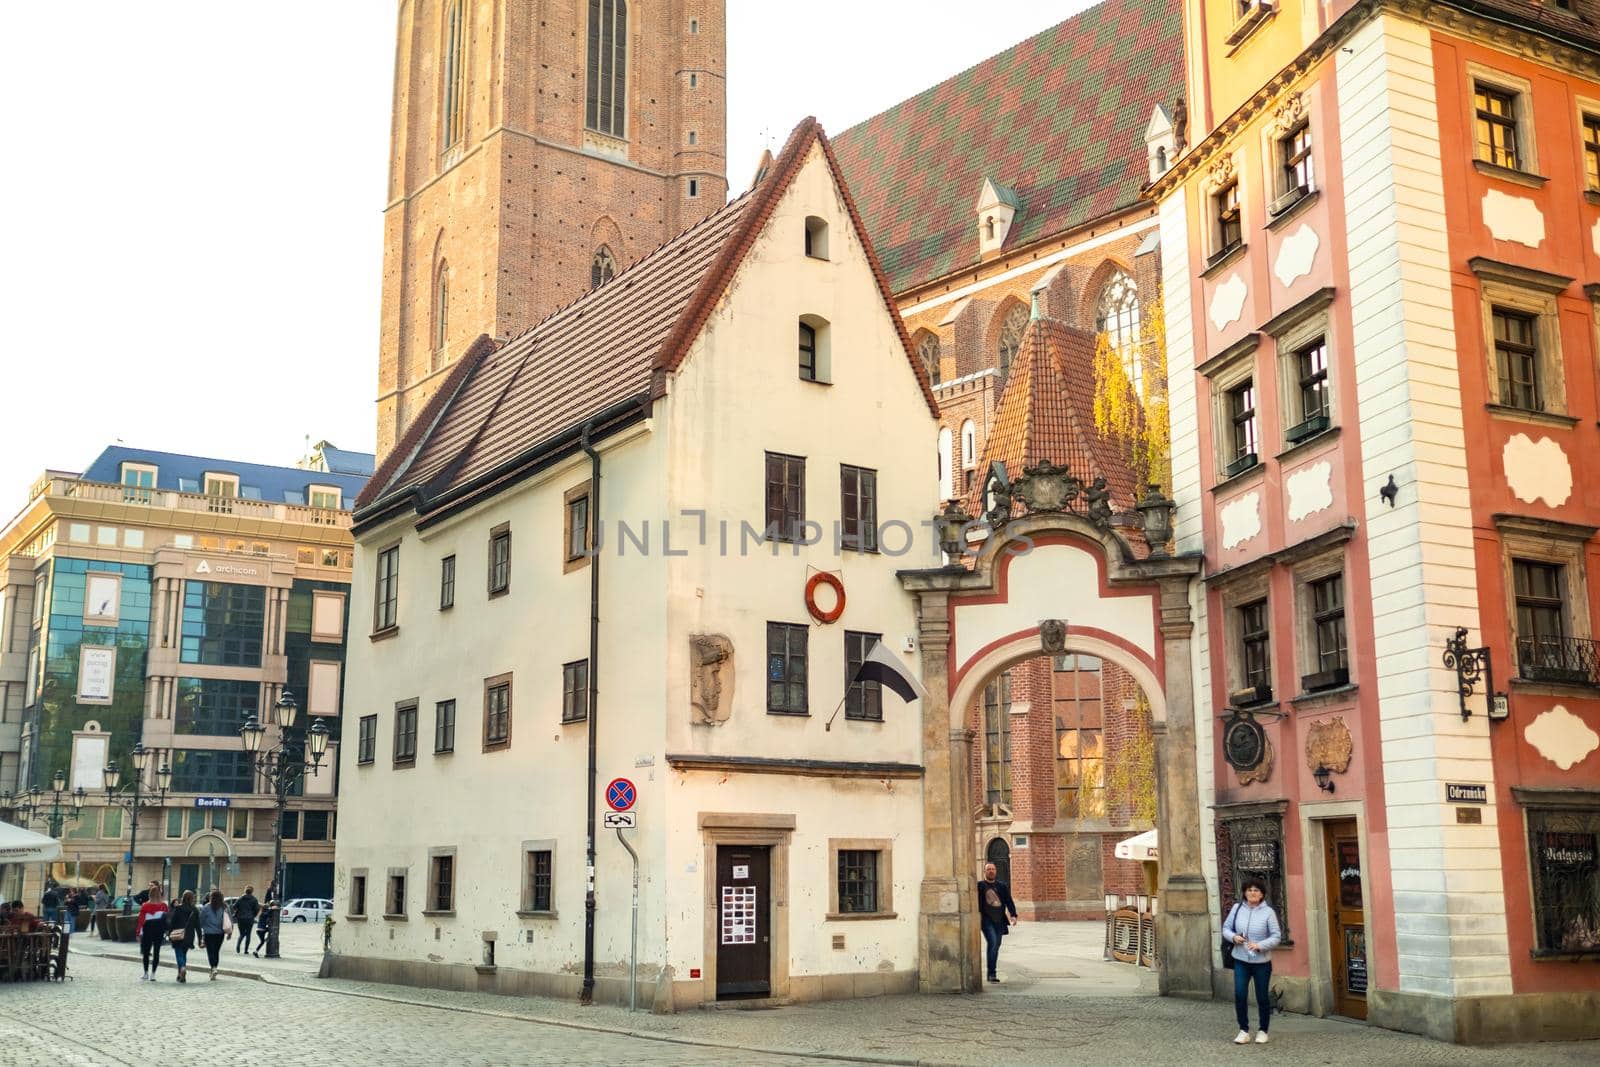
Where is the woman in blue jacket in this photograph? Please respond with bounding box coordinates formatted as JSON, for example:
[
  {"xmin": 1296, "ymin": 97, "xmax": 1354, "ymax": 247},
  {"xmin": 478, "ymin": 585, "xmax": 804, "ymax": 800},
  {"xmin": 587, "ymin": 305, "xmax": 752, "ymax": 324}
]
[{"xmin": 1222, "ymin": 877, "xmax": 1282, "ymax": 1044}]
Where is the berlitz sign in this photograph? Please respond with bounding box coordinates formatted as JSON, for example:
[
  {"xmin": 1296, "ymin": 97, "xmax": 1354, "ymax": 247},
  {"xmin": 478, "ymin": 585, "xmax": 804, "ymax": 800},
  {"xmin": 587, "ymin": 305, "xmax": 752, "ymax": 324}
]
[
  {"xmin": 194, "ymin": 797, "xmax": 231, "ymax": 809},
  {"xmin": 190, "ymin": 559, "xmax": 263, "ymax": 578}
]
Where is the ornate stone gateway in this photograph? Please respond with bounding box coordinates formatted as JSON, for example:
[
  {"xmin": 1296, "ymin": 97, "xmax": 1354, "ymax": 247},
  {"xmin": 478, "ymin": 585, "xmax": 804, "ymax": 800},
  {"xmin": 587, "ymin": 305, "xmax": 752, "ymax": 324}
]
[{"xmin": 900, "ymin": 468, "xmax": 1209, "ymax": 997}]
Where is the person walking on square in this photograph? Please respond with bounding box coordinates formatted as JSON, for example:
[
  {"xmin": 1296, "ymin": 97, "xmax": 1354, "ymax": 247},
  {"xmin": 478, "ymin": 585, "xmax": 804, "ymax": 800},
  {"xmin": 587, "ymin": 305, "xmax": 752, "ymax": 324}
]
[
  {"xmin": 167, "ymin": 890, "xmax": 202, "ymax": 983},
  {"xmin": 40, "ymin": 883, "xmax": 60, "ymax": 925},
  {"xmin": 1223, "ymin": 877, "xmax": 1282, "ymax": 1045},
  {"xmin": 135, "ymin": 885, "xmax": 169, "ymax": 981},
  {"xmin": 199, "ymin": 890, "xmax": 230, "ymax": 980},
  {"xmin": 976, "ymin": 861, "xmax": 1019, "ymax": 983},
  {"xmin": 252, "ymin": 888, "xmax": 275, "ymax": 956},
  {"xmin": 232, "ymin": 886, "xmax": 259, "ymax": 953}
]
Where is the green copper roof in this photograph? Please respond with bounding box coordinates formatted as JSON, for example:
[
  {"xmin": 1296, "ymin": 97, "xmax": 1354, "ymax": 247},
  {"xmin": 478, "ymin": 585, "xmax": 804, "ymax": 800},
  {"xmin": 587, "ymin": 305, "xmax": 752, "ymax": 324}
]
[{"xmin": 832, "ymin": 0, "xmax": 1182, "ymax": 293}]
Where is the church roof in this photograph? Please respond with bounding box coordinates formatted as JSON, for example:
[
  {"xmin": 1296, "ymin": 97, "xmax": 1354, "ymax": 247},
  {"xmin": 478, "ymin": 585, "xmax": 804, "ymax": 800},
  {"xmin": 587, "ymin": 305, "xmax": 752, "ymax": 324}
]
[
  {"xmin": 967, "ymin": 316, "xmax": 1139, "ymax": 518},
  {"xmin": 830, "ymin": 0, "xmax": 1182, "ymax": 294},
  {"xmin": 357, "ymin": 117, "xmax": 937, "ymax": 528}
]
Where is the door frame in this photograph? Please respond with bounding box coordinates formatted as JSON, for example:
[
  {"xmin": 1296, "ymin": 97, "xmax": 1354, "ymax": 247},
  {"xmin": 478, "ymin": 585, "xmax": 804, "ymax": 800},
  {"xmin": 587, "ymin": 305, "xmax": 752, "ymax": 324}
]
[
  {"xmin": 699, "ymin": 812, "xmax": 793, "ymax": 1004},
  {"xmin": 1297, "ymin": 800, "xmax": 1371, "ymax": 1018}
]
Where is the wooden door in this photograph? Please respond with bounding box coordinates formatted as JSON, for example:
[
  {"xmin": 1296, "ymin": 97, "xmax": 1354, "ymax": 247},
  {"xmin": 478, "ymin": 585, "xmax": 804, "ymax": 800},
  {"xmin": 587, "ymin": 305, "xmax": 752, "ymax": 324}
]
[
  {"xmin": 715, "ymin": 846, "xmax": 771, "ymax": 999},
  {"xmin": 1323, "ymin": 819, "xmax": 1368, "ymax": 1019}
]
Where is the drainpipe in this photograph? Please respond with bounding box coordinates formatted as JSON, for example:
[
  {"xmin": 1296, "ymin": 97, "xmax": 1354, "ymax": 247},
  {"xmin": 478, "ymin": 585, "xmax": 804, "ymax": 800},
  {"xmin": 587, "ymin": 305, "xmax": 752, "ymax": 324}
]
[{"xmin": 579, "ymin": 421, "xmax": 602, "ymax": 1005}]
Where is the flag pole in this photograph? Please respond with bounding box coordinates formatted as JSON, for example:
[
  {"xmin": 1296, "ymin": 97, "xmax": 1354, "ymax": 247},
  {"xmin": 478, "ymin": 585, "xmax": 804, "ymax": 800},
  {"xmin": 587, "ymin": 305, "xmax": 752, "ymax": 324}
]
[{"xmin": 825, "ymin": 663, "xmax": 867, "ymax": 732}]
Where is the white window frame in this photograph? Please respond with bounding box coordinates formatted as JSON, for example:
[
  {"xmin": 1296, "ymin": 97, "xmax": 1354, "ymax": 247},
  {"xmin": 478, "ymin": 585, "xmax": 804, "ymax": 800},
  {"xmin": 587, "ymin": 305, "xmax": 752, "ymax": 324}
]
[
  {"xmin": 202, "ymin": 472, "xmax": 240, "ymax": 498},
  {"xmin": 83, "ymin": 572, "xmax": 122, "ymax": 626},
  {"xmin": 307, "ymin": 485, "xmax": 342, "ymax": 510}
]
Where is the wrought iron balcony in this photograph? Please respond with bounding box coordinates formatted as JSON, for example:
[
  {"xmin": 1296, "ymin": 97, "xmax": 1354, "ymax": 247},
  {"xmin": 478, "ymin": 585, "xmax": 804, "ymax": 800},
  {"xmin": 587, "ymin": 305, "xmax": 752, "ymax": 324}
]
[{"xmin": 1517, "ymin": 635, "xmax": 1600, "ymax": 689}]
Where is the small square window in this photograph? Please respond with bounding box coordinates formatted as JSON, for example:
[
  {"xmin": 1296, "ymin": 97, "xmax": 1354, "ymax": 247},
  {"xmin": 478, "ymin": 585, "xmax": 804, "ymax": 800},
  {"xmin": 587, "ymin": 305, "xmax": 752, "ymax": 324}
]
[{"xmin": 837, "ymin": 849, "xmax": 880, "ymax": 914}]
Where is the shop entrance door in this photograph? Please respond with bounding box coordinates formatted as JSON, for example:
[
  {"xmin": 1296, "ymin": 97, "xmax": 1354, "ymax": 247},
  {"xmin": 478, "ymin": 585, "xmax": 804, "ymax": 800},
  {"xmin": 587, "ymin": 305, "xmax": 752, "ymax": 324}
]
[
  {"xmin": 177, "ymin": 862, "xmax": 201, "ymax": 899},
  {"xmin": 715, "ymin": 845, "xmax": 770, "ymax": 999},
  {"xmin": 1323, "ymin": 819, "xmax": 1367, "ymax": 1019}
]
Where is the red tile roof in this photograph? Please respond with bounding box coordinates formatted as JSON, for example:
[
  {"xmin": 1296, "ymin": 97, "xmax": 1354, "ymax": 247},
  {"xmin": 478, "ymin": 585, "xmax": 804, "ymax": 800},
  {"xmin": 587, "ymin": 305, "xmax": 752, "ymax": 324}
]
[
  {"xmin": 830, "ymin": 0, "xmax": 1183, "ymax": 294},
  {"xmin": 968, "ymin": 316, "xmax": 1139, "ymax": 518},
  {"xmin": 357, "ymin": 117, "xmax": 938, "ymax": 528}
]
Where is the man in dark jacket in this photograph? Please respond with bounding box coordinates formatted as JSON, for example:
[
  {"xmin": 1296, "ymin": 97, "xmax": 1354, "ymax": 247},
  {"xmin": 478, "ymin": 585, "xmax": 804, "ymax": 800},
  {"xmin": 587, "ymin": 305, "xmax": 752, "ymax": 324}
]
[
  {"xmin": 40, "ymin": 884, "xmax": 60, "ymax": 924},
  {"xmin": 233, "ymin": 887, "xmax": 259, "ymax": 953},
  {"xmin": 977, "ymin": 862, "xmax": 1020, "ymax": 982}
]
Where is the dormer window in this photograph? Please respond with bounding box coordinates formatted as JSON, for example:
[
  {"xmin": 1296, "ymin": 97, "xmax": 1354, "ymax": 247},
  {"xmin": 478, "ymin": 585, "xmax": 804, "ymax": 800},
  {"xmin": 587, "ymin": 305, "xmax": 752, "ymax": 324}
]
[
  {"xmin": 204, "ymin": 473, "xmax": 239, "ymax": 498},
  {"xmin": 308, "ymin": 485, "xmax": 342, "ymax": 511},
  {"xmin": 120, "ymin": 462, "xmax": 157, "ymax": 504},
  {"xmin": 974, "ymin": 177, "xmax": 1018, "ymax": 256},
  {"xmin": 804, "ymin": 216, "xmax": 829, "ymax": 260}
]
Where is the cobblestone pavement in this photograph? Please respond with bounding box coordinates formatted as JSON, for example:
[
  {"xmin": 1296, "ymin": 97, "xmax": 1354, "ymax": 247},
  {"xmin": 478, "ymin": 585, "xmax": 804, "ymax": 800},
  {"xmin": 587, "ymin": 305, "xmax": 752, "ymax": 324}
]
[
  {"xmin": 0, "ymin": 953, "xmax": 786, "ymax": 1067},
  {"xmin": 42, "ymin": 942, "xmax": 1600, "ymax": 1066}
]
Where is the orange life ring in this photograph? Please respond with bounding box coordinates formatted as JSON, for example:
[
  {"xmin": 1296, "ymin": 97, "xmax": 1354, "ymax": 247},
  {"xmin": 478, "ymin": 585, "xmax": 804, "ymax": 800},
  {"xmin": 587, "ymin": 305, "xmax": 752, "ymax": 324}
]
[{"xmin": 805, "ymin": 572, "xmax": 846, "ymax": 624}]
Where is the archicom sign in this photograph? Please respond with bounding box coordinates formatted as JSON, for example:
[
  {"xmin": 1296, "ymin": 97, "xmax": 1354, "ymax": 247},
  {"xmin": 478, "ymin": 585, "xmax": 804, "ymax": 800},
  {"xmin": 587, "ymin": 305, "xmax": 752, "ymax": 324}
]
[{"xmin": 187, "ymin": 558, "xmax": 264, "ymax": 579}]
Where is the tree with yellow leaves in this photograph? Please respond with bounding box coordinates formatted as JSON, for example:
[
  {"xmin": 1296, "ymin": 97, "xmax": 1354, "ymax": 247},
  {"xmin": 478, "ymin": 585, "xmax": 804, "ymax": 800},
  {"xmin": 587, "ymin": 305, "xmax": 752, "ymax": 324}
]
[{"xmin": 1092, "ymin": 295, "xmax": 1171, "ymax": 494}]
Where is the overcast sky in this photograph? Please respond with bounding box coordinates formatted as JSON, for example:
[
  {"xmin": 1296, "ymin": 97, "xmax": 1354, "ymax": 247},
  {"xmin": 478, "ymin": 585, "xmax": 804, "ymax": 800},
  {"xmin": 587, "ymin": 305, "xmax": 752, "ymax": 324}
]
[{"xmin": 0, "ymin": 1, "xmax": 1093, "ymax": 511}]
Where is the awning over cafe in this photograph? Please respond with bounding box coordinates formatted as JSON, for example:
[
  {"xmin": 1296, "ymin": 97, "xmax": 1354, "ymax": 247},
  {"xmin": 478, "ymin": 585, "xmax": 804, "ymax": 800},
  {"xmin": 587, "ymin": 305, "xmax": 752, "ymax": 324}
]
[
  {"xmin": 0, "ymin": 820, "xmax": 62, "ymax": 863},
  {"xmin": 1114, "ymin": 828, "xmax": 1158, "ymax": 863}
]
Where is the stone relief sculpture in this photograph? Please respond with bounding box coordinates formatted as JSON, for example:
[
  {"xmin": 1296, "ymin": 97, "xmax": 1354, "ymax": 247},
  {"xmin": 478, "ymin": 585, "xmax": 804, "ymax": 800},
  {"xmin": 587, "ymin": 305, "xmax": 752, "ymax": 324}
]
[{"xmin": 690, "ymin": 634, "xmax": 735, "ymax": 724}]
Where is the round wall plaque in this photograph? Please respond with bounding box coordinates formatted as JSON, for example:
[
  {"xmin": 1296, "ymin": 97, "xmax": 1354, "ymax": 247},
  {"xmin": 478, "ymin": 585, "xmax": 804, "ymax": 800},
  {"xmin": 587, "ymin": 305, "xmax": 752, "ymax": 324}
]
[{"xmin": 1223, "ymin": 714, "xmax": 1267, "ymax": 772}]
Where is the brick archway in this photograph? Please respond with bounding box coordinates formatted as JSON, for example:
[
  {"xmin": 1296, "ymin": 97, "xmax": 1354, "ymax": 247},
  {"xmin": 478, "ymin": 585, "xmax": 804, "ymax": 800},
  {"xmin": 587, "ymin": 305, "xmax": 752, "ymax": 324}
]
[{"xmin": 900, "ymin": 510, "xmax": 1210, "ymax": 999}]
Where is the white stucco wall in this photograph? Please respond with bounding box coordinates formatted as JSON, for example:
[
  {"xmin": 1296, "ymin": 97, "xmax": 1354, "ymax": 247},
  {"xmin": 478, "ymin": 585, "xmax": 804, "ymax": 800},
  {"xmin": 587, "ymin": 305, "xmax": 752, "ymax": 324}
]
[
  {"xmin": 334, "ymin": 142, "xmax": 937, "ymax": 996},
  {"xmin": 658, "ymin": 142, "xmax": 936, "ymax": 981}
]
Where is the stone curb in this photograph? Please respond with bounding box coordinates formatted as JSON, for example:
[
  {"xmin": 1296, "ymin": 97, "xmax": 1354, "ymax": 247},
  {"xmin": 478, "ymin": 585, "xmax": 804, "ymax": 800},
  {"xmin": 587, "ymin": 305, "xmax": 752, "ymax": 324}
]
[{"xmin": 70, "ymin": 944, "xmax": 933, "ymax": 1065}]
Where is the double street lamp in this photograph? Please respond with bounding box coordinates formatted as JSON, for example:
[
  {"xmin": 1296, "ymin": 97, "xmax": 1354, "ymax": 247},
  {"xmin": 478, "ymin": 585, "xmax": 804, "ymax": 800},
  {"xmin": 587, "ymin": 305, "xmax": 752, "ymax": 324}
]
[
  {"xmin": 4, "ymin": 772, "xmax": 86, "ymax": 905},
  {"xmin": 240, "ymin": 690, "xmax": 329, "ymax": 959},
  {"xmin": 5, "ymin": 770, "xmax": 87, "ymax": 838},
  {"xmin": 102, "ymin": 743, "xmax": 173, "ymax": 913}
]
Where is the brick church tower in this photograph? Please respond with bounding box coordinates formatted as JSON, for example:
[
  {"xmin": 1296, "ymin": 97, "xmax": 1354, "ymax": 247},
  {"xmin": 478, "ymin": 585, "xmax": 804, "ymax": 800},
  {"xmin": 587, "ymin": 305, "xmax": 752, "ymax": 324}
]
[{"xmin": 377, "ymin": 0, "xmax": 728, "ymax": 454}]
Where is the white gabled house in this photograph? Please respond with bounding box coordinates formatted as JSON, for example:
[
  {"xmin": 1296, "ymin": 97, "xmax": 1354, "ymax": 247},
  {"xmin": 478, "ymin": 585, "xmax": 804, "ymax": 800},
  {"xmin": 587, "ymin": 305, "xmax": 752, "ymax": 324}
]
[{"xmin": 331, "ymin": 118, "xmax": 941, "ymax": 1010}]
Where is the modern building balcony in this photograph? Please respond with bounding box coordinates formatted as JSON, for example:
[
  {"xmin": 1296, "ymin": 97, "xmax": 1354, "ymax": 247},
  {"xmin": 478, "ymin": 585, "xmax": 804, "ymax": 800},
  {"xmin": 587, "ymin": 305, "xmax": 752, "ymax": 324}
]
[
  {"xmin": 1516, "ymin": 635, "xmax": 1600, "ymax": 689},
  {"xmin": 36, "ymin": 476, "xmax": 352, "ymax": 530}
]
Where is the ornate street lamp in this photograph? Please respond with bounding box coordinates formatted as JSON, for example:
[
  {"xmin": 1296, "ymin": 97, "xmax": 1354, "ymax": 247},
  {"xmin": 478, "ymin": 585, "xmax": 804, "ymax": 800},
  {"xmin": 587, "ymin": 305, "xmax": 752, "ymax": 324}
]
[
  {"xmin": 239, "ymin": 689, "xmax": 328, "ymax": 958},
  {"xmin": 934, "ymin": 500, "xmax": 972, "ymax": 564},
  {"xmin": 103, "ymin": 741, "xmax": 173, "ymax": 914}
]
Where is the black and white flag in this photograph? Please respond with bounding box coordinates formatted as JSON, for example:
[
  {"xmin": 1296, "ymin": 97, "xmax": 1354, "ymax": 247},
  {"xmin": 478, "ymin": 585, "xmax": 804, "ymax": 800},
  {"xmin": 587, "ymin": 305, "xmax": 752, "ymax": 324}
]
[{"xmin": 854, "ymin": 641, "xmax": 929, "ymax": 703}]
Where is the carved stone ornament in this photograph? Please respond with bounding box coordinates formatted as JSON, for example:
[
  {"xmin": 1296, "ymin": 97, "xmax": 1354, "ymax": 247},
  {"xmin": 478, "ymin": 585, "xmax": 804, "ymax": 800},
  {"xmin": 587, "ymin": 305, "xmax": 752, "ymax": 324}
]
[
  {"xmin": 1084, "ymin": 476, "xmax": 1113, "ymax": 527},
  {"xmin": 689, "ymin": 634, "xmax": 735, "ymax": 725},
  {"xmin": 1207, "ymin": 153, "xmax": 1237, "ymax": 192},
  {"xmin": 1238, "ymin": 735, "xmax": 1274, "ymax": 787},
  {"xmin": 1223, "ymin": 711, "xmax": 1268, "ymax": 778},
  {"xmin": 1040, "ymin": 619, "xmax": 1068, "ymax": 655},
  {"xmin": 1269, "ymin": 92, "xmax": 1307, "ymax": 137},
  {"xmin": 1012, "ymin": 461, "xmax": 1083, "ymax": 515},
  {"xmin": 1304, "ymin": 716, "xmax": 1353, "ymax": 776}
]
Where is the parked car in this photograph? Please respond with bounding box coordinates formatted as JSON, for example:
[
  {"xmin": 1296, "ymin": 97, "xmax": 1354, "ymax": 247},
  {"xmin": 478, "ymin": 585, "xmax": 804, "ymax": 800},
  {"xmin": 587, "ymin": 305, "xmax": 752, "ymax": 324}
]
[{"xmin": 279, "ymin": 898, "xmax": 333, "ymax": 922}]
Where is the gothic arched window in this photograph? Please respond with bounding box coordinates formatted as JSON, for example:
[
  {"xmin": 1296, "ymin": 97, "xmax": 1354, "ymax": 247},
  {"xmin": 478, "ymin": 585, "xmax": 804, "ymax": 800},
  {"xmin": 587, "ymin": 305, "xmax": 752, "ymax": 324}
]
[
  {"xmin": 997, "ymin": 303, "xmax": 1028, "ymax": 380},
  {"xmin": 442, "ymin": 0, "xmax": 467, "ymax": 149},
  {"xmin": 585, "ymin": 0, "xmax": 628, "ymax": 137},
  {"xmin": 433, "ymin": 264, "xmax": 450, "ymax": 366},
  {"xmin": 918, "ymin": 333, "xmax": 942, "ymax": 387},
  {"xmin": 591, "ymin": 246, "xmax": 616, "ymax": 289},
  {"xmin": 1095, "ymin": 270, "xmax": 1142, "ymax": 393}
]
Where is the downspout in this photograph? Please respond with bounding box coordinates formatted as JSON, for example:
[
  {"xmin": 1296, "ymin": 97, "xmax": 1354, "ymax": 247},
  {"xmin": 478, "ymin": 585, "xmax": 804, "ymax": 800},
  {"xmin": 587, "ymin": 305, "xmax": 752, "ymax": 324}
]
[{"xmin": 578, "ymin": 421, "xmax": 602, "ymax": 1005}]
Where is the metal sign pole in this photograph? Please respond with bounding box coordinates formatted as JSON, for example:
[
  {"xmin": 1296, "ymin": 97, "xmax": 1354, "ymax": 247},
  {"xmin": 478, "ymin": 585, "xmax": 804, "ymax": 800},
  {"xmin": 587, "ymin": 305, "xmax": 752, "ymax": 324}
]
[{"xmin": 614, "ymin": 827, "xmax": 639, "ymax": 1012}]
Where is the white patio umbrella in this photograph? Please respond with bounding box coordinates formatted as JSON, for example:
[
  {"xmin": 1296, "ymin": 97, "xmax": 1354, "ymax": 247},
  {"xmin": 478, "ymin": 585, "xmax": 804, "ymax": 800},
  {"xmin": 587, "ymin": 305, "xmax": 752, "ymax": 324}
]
[
  {"xmin": 1114, "ymin": 828, "xmax": 1158, "ymax": 863},
  {"xmin": 0, "ymin": 820, "xmax": 61, "ymax": 863}
]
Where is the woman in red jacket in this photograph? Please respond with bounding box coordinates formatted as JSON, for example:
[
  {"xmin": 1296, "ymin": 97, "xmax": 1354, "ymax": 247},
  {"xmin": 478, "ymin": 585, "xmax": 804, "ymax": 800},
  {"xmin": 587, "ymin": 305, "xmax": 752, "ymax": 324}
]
[{"xmin": 135, "ymin": 884, "xmax": 169, "ymax": 981}]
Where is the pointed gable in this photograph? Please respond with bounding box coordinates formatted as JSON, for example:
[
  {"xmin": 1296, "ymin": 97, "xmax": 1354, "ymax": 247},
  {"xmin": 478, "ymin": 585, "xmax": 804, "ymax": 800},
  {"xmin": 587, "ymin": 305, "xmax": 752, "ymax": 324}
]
[
  {"xmin": 970, "ymin": 314, "xmax": 1139, "ymax": 516},
  {"xmin": 357, "ymin": 117, "xmax": 937, "ymax": 529}
]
